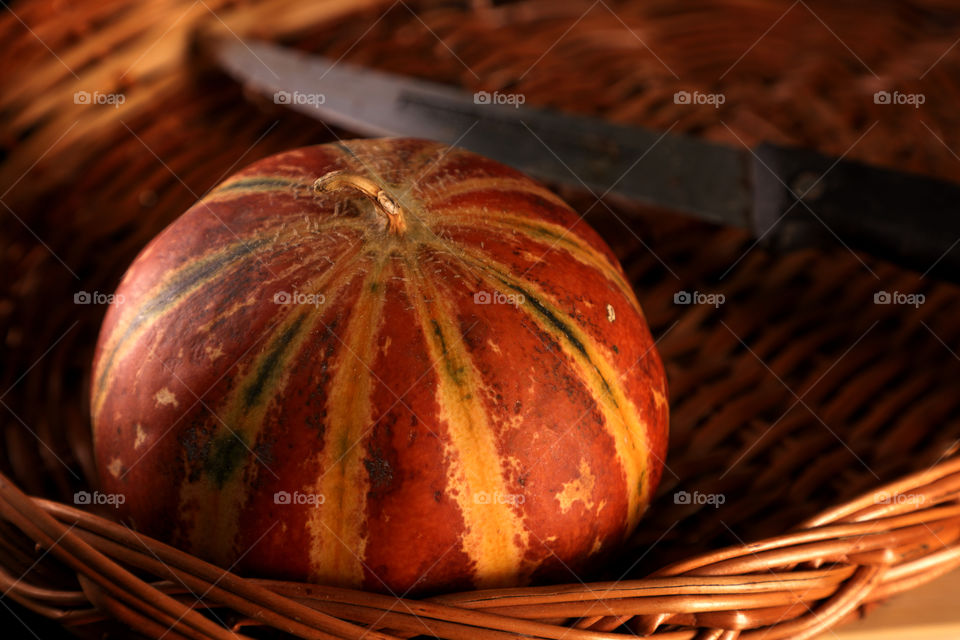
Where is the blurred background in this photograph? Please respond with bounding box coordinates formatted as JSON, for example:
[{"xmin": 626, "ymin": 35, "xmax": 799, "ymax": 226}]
[{"xmin": 2, "ymin": 0, "xmax": 960, "ymax": 638}]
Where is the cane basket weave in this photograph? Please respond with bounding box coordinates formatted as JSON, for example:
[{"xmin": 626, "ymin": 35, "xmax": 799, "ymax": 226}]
[{"xmin": 2, "ymin": 0, "xmax": 960, "ymax": 638}]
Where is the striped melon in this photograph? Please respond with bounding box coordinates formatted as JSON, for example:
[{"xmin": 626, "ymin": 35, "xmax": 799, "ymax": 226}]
[{"xmin": 91, "ymin": 138, "xmax": 669, "ymax": 594}]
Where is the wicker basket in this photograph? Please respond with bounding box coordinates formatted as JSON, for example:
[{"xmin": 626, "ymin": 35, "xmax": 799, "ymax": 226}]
[{"xmin": 2, "ymin": 0, "xmax": 960, "ymax": 638}]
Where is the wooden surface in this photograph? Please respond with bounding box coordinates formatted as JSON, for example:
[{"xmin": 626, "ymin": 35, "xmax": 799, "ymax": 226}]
[{"xmin": 825, "ymin": 569, "xmax": 960, "ymax": 639}]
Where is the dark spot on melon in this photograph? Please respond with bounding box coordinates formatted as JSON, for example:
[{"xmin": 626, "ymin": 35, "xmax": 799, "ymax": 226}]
[
  {"xmin": 204, "ymin": 432, "xmax": 248, "ymax": 487},
  {"xmin": 254, "ymin": 437, "xmax": 274, "ymax": 466},
  {"xmin": 305, "ymin": 413, "xmax": 326, "ymax": 439},
  {"xmin": 181, "ymin": 420, "xmax": 216, "ymax": 482},
  {"xmin": 430, "ymin": 319, "xmax": 447, "ymax": 355},
  {"xmin": 364, "ymin": 450, "xmax": 394, "ymax": 490}
]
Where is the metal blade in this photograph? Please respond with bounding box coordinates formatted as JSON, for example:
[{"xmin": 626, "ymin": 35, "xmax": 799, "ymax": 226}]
[{"xmin": 207, "ymin": 36, "xmax": 753, "ymax": 229}]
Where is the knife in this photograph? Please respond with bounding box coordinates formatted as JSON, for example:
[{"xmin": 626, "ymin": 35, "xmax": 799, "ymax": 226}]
[{"xmin": 202, "ymin": 35, "xmax": 960, "ymax": 282}]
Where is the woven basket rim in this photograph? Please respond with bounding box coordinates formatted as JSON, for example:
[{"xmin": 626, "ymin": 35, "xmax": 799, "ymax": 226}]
[{"xmin": 2, "ymin": 455, "xmax": 958, "ymax": 639}]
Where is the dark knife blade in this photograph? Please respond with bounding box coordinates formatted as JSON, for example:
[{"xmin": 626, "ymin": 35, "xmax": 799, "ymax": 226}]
[{"xmin": 204, "ymin": 35, "xmax": 960, "ymax": 281}]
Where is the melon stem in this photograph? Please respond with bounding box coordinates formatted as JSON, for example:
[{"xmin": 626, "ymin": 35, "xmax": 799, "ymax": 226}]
[{"xmin": 313, "ymin": 171, "xmax": 407, "ymax": 235}]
